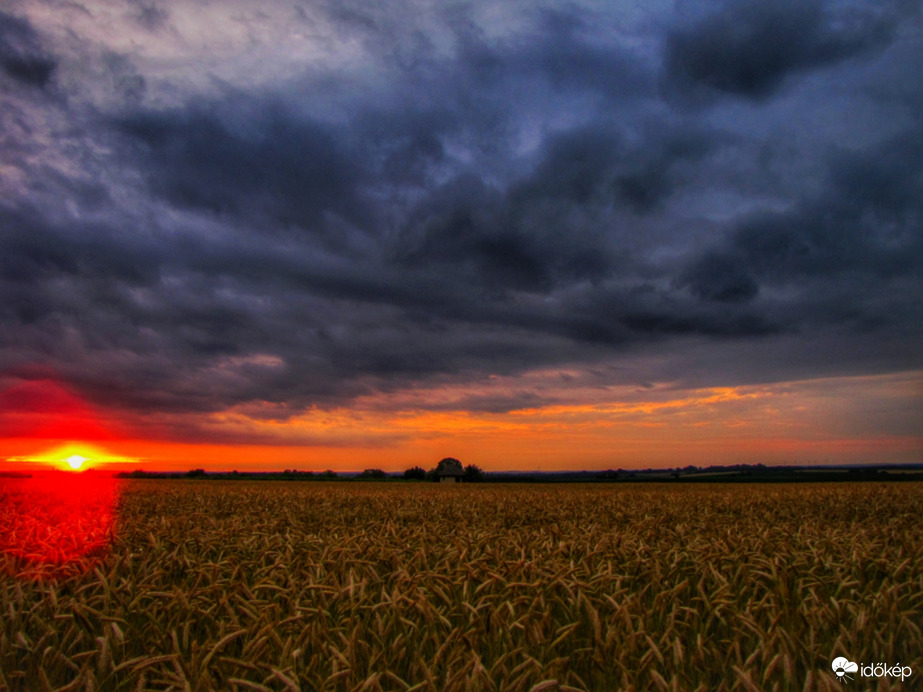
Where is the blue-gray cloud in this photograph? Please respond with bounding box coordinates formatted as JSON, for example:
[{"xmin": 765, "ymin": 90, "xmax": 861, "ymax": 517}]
[
  {"xmin": 0, "ymin": 0, "xmax": 920, "ymax": 429},
  {"xmin": 663, "ymin": 0, "xmax": 900, "ymax": 102},
  {"xmin": 0, "ymin": 12, "xmax": 56, "ymax": 88}
]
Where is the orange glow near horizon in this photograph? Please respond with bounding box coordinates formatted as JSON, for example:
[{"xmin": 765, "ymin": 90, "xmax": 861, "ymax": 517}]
[
  {"xmin": 5, "ymin": 443, "xmax": 140, "ymax": 472},
  {"xmin": 0, "ymin": 370, "xmax": 920, "ymax": 473}
]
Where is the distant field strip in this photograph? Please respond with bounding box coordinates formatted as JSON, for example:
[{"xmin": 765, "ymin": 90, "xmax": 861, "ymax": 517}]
[{"xmin": 1, "ymin": 482, "xmax": 921, "ymax": 691}]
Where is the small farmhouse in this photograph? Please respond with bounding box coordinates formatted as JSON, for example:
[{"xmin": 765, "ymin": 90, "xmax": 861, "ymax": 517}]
[{"xmin": 435, "ymin": 457, "xmax": 465, "ymax": 483}]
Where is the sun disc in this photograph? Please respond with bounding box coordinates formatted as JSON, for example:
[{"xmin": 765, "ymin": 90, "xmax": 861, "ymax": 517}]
[{"xmin": 65, "ymin": 455, "xmax": 87, "ymax": 470}]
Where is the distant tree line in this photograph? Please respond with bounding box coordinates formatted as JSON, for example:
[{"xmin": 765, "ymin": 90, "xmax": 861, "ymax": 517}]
[
  {"xmin": 116, "ymin": 464, "xmax": 486, "ymax": 481},
  {"xmin": 115, "ymin": 462, "xmax": 922, "ymax": 483}
]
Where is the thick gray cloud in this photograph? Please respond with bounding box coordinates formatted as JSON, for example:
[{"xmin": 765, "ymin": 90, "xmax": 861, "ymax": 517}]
[
  {"xmin": 117, "ymin": 103, "xmax": 367, "ymax": 233},
  {"xmin": 0, "ymin": 0, "xmax": 920, "ymax": 433},
  {"xmin": 0, "ymin": 11, "xmax": 56, "ymax": 87},
  {"xmin": 664, "ymin": 0, "xmax": 899, "ymax": 102}
]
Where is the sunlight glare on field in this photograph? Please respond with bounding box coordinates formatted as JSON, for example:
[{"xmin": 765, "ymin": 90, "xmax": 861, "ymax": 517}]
[{"xmin": 0, "ymin": 472, "xmax": 119, "ymax": 580}]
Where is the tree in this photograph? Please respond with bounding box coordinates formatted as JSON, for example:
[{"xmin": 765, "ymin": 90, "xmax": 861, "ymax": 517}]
[
  {"xmin": 436, "ymin": 457, "xmax": 464, "ymax": 474},
  {"xmin": 403, "ymin": 466, "xmax": 426, "ymax": 481},
  {"xmin": 185, "ymin": 468, "xmax": 206, "ymax": 478},
  {"xmin": 464, "ymin": 464, "xmax": 485, "ymax": 482},
  {"xmin": 319, "ymin": 469, "xmax": 338, "ymax": 480},
  {"xmin": 359, "ymin": 468, "xmax": 387, "ymax": 479}
]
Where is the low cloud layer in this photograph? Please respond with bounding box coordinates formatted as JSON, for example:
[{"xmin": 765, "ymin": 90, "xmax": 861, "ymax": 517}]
[{"xmin": 0, "ymin": 0, "xmax": 920, "ymax": 440}]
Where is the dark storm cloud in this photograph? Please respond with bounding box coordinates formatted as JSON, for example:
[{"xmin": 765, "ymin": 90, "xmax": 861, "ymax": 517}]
[
  {"xmin": 0, "ymin": 12, "xmax": 56, "ymax": 87},
  {"xmin": 133, "ymin": 3, "xmax": 169, "ymax": 32},
  {"xmin": 0, "ymin": 207, "xmax": 159, "ymax": 289},
  {"xmin": 117, "ymin": 102, "xmax": 366, "ymax": 235},
  {"xmin": 674, "ymin": 127, "xmax": 923, "ymax": 355},
  {"xmin": 0, "ymin": 0, "xmax": 920, "ymax": 429},
  {"xmin": 450, "ymin": 7, "xmax": 652, "ymax": 102},
  {"xmin": 677, "ymin": 253, "xmax": 760, "ymax": 303},
  {"xmin": 731, "ymin": 132, "xmax": 923, "ymax": 281},
  {"xmin": 393, "ymin": 171, "xmax": 614, "ymax": 294},
  {"xmin": 511, "ymin": 124, "xmax": 715, "ymax": 212},
  {"xmin": 664, "ymin": 0, "xmax": 898, "ymax": 101},
  {"xmin": 395, "ymin": 123, "xmax": 717, "ymax": 293}
]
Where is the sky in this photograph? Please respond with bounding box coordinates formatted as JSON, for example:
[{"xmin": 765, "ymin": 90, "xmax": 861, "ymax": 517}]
[{"xmin": 0, "ymin": 0, "xmax": 921, "ymax": 472}]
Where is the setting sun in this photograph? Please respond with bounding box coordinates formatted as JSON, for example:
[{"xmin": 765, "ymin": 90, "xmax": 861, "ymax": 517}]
[
  {"xmin": 4, "ymin": 443, "xmax": 140, "ymax": 472},
  {"xmin": 65, "ymin": 455, "xmax": 87, "ymax": 470}
]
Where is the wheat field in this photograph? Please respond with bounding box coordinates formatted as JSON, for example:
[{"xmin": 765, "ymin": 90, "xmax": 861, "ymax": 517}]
[{"xmin": 1, "ymin": 480, "xmax": 920, "ymax": 691}]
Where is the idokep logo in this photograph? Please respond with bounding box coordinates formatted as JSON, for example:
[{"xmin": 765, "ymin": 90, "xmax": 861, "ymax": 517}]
[
  {"xmin": 832, "ymin": 657, "xmax": 858, "ymax": 683},
  {"xmin": 831, "ymin": 656, "xmax": 913, "ymax": 684}
]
